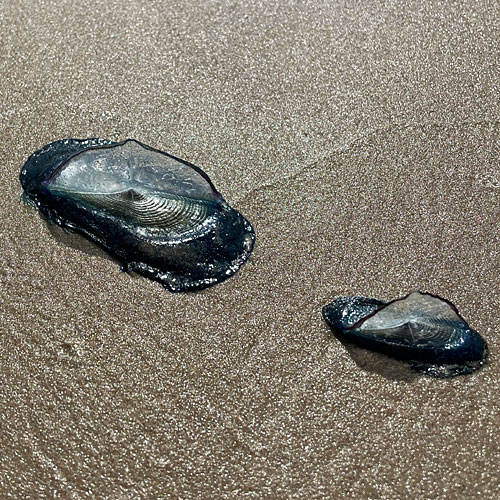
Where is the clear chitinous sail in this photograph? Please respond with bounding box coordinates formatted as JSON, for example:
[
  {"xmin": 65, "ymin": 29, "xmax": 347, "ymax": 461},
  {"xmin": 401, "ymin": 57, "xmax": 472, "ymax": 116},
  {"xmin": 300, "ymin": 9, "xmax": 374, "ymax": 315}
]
[
  {"xmin": 20, "ymin": 138, "xmax": 255, "ymax": 292},
  {"xmin": 322, "ymin": 291, "xmax": 488, "ymax": 377}
]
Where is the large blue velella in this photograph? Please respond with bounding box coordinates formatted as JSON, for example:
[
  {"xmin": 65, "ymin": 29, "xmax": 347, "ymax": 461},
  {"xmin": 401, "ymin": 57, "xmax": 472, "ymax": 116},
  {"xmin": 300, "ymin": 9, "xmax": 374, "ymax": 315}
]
[{"xmin": 20, "ymin": 138, "xmax": 255, "ymax": 292}]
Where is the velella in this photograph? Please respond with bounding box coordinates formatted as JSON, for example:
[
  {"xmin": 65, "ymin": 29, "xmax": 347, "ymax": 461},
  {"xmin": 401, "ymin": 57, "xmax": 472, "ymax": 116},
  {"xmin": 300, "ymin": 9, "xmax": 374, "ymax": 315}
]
[
  {"xmin": 322, "ymin": 291, "xmax": 488, "ymax": 377},
  {"xmin": 20, "ymin": 138, "xmax": 255, "ymax": 292}
]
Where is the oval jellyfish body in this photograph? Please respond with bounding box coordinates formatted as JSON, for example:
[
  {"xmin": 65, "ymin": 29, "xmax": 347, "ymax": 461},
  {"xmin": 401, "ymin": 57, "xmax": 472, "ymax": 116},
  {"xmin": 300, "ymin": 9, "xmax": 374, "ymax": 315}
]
[
  {"xmin": 322, "ymin": 291, "xmax": 488, "ymax": 377},
  {"xmin": 20, "ymin": 138, "xmax": 255, "ymax": 292}
]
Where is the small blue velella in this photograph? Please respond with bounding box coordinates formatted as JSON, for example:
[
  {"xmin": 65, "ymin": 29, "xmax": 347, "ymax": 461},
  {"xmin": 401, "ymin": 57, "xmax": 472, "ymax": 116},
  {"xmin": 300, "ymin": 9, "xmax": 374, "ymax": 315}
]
[
  {"xmin": 322, "ymin": 291, "xmax": 488, "ymax": 377},
  {"xmin": 20, "ymin": 138, "xmax": 255, "ymax": 292}
]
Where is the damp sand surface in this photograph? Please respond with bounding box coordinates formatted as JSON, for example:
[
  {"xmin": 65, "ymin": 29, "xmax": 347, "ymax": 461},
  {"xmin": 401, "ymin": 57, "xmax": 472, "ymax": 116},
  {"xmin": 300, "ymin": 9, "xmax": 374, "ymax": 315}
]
[{"xmin": 1, "ymin": 2, "xmax": 499, "ymax": 498}]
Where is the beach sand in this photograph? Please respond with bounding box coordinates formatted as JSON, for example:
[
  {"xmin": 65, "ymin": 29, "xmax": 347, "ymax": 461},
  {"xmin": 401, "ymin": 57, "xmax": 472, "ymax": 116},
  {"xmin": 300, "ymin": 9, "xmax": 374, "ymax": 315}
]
[{"xmin": 1, "ymin": 1, "xmax": 499, "ymax": 498}]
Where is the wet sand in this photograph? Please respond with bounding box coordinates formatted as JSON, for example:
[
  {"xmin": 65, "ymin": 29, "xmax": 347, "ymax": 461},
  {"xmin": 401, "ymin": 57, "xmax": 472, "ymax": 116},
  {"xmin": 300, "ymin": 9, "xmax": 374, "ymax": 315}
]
[{"xmin": 1, "ymin": 1, "xmax": 499, "ymax": 498}]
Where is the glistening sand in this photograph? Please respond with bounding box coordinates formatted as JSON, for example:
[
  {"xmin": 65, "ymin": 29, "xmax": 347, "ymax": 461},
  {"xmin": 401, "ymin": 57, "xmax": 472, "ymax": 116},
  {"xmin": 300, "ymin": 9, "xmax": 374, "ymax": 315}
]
[{"xmin": 0, "ymin": 1, "xmax": 499, "ymax": 498}]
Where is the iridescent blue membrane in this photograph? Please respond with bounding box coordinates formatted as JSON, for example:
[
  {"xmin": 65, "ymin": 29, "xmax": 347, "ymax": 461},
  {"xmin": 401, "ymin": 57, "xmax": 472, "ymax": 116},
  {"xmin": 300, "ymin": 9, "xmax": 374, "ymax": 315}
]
[
  {"xmin": 322, "ymin": 291, "xmax": 488, "ymax": 377},
  {"xmin": 20, "ymin": 138, "xmax": 255, "ymax": 292}
]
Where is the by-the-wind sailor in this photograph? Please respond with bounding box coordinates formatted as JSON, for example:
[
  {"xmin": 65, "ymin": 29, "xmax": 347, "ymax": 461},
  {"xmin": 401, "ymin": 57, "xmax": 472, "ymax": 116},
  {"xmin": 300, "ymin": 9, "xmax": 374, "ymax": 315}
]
[
  {"xmin": 322, "ymin": 291, "xmax": 488, "ymax": 377},
  {"xmin": 20, "ymin": 138, "xmax": 255, "ymax": 291}
]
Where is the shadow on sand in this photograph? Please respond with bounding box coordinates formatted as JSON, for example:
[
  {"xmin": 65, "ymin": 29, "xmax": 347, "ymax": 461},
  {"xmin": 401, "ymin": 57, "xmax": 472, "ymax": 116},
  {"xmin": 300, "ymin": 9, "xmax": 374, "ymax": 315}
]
[
  {"xmin": 45, "ymin": 221, "xmax": 141, "ymax": 281},
  {"xmin": 327, "ymin": 329, "xmax": 419, "ymax": 383}
]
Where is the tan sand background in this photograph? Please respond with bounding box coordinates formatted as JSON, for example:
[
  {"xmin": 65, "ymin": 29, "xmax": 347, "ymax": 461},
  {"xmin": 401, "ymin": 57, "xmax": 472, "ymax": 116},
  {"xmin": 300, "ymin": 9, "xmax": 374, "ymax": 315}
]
[{"xmin": 1, "ymin": 1, "xmax": 499, "ymax": 498}]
